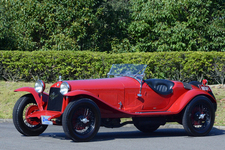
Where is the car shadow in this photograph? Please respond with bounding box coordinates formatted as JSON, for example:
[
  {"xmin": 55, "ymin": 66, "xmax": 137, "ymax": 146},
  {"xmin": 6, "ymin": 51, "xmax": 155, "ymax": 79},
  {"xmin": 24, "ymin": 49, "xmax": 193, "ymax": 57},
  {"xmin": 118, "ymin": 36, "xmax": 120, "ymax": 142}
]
[
  {"xmin": 40, "ymin": 127, "xmax": 225, "ymax": 142},
  {"xmin": 93, "ymin": 127, "xmax": 225, "ymax": 142},
  {"xmin": 40, "ymin": 132, "xmax": 70, "ymax": 140}
]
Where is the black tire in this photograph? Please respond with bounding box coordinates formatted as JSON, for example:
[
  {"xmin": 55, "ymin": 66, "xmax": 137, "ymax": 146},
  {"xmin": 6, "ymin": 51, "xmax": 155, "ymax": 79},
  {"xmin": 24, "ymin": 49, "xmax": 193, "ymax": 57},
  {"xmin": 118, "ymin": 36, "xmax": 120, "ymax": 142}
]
[
  {"xmin": 133, "ymin": 117, "xmax": 160, "ymax": 133},
  {"xmin": 182, "ymin": 96, "xmax": 215, "ymax": 136},
  {"xmin": 13, "ymin": 94, "xmax": 48, "ymax": 136},
  {"xmin": 62, "ymin": 98, "xmax": 101, "ymax": 142}
]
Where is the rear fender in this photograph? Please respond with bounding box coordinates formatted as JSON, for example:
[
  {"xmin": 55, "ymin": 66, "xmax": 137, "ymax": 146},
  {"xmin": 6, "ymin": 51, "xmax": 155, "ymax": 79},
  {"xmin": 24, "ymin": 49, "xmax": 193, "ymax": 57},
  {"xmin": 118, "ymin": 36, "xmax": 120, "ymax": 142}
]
[
  {"xmin": 168, "ymin": 89, "xmax": 216, "ymax": 113},
  {"xmin": 65, "ymin": 90, "xmax": 132, "ymax": 118},
  {"xmin": 14, "ymin": 87, "xmax": 49, "ymax": 111}
]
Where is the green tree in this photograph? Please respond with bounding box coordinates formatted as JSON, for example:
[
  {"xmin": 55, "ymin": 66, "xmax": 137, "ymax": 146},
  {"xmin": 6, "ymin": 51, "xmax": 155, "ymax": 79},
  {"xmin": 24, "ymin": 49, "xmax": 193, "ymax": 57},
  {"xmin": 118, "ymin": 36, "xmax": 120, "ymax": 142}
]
[
  {"xmin": 0, "ymin": 0, "xmax": 103, "ymax": 51},
  {"xmin": 128, "ymin": 0, "xmax": 225, "ymax": 52},
  {"xmin": 1, "ymin": 0, "xmax": 224, "ymax": 52},
  {"xmin": 96, "ymin": 0, "xmax": 131, "ymax": 52},
  {"xmin": 0, "ymin": 0, "xmax": 17, "ymax": 50}
]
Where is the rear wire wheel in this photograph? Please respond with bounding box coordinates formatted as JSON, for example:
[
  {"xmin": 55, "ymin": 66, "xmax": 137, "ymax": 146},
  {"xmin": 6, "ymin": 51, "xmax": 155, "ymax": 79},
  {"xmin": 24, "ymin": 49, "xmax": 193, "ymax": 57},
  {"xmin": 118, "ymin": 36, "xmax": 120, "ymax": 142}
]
[
  {"xmin": 182, "ymin": 96, "xmax": 215, "ymax": 136},
  {"xmin": 13, "ymin": 94, "xmax": 48, "ymax": 136},
  {"xmin": 62, "ymin": 99, "xmax": 101, "ymax": 142}
]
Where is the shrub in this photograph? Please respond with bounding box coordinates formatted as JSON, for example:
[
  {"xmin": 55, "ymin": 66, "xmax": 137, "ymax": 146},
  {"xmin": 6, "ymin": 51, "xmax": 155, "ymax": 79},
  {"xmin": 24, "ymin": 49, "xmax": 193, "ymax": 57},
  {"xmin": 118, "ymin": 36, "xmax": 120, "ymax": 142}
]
[{"xmin": 0, "ymin": 51, "xmax": 224, "ymax": 84}]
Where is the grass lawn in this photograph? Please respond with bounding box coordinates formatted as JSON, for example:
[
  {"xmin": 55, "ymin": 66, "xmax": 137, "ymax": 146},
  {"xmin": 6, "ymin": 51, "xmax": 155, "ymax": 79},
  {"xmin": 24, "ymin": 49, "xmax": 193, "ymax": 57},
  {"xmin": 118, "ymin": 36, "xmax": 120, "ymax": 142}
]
[
  {"xmin": 0, "ymin": 81, "xmax": 52, "ymax": 119},
  {"xmin": 0, "ymin": 81, "xmax": 224, "ymax": 126},
  {"xmin": 210, "ymin": 85, "xmax": 225, "ymax": 126}
]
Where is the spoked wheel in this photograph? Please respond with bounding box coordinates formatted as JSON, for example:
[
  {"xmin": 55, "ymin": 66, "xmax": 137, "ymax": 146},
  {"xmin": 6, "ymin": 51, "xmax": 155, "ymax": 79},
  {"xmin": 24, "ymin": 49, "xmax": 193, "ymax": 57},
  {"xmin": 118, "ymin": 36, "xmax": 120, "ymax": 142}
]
[
  {"xmin": 182, "ymin": 96, "xmax": 215, "ymax": 136},
  {"xmin": 133, "ymin": 117, "xmax": 160, "ymax": 133},
  {"xmin": 13, "ymin": 94, "xmax": 48, "ymax": 136},
  {"xmin": 62, "ymin": 98, "xmax": 101, "ymax": 142}
]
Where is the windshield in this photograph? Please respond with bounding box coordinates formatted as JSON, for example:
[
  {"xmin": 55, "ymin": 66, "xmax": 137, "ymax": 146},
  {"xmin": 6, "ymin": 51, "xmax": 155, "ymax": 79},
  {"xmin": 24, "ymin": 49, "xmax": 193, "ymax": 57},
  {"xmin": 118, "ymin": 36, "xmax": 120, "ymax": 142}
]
[{"xmin": 107, "ymin": 64, "xmax": 147, "ymax": 78}]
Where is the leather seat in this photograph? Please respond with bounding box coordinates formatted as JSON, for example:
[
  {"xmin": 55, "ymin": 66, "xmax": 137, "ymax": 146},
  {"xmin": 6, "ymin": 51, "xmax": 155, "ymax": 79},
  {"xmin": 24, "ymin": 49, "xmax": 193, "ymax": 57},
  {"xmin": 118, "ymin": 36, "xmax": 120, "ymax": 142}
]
[{"xmin": 145, "ymin": 79, "xmax": 174, "ymax": 95}]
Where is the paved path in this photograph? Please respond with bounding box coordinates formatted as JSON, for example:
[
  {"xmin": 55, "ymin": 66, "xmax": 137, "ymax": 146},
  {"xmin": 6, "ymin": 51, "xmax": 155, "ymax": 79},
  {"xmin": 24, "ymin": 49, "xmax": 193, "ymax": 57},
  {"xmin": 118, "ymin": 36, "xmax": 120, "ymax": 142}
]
[{"xmin": 1, "ymin": 122, "xmax": 225, "ymax": 150}]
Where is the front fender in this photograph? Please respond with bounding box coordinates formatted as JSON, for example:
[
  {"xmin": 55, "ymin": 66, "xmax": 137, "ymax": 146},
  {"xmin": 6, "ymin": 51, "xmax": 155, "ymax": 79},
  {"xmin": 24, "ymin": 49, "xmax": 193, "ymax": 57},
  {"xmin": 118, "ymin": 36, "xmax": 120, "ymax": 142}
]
[
  {"xmin": 65, "ymin": 90, "xmax": 132, "ymax": 118},
  {"xmin": 65, "ymin": 90, "xmax": 100, "ymax": 99},
  {"xmin": 14, "ymin": 87, "xmax": 49, "ymax": 111},
  {"xmin": 168, "ymin": 89, "xmax": 216, "ymax": 113}
]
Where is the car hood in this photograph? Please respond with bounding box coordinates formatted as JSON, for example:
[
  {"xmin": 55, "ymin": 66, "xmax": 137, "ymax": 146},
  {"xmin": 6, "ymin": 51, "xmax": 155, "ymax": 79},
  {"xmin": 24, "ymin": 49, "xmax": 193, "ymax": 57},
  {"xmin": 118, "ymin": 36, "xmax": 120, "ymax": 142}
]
[{"xmin": 65, "ymin": 77, "xmax": 139, "ymax": 91}]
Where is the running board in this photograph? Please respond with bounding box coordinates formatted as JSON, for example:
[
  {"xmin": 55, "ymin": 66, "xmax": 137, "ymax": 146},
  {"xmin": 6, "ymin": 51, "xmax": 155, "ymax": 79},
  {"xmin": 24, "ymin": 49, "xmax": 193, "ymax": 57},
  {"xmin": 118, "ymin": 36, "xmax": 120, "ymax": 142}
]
[{"xmin": 135, "ymin": 111, "xmax": 170, "ymax": 114}]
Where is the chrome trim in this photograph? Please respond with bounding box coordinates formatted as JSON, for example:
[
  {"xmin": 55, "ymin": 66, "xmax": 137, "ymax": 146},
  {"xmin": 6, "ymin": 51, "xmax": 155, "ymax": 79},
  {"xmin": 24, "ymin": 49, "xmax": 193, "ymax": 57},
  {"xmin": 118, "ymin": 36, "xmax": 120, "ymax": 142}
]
[
  {"xmin": 59, "ymin": 76, "xmax": 62, "ymax": 81},
  {"xmin": 118, "ymin": 101, "xmax": 123, "ymax": 109},
  {"xmin": 60, "ymin": 82, "xmax": 70, "ymax": 95},
  {"xmin": 34, "ymin": 80, "xmax": 45, "ymax": 93}
]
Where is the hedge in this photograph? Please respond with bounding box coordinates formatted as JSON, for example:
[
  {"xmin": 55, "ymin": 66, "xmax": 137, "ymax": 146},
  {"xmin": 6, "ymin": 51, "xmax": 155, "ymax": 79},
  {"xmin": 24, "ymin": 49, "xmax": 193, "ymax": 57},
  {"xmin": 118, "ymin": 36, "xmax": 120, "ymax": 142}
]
[{"xmin": 0, "ymin": 51, "xmax": 225, "ymax": 84}]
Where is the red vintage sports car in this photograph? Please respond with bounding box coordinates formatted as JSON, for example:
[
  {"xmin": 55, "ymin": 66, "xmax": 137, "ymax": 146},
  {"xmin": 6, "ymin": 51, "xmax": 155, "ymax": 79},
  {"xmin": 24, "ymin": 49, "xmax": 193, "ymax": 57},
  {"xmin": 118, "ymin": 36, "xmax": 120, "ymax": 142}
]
[{"xmin": 13, "ymin": 64, "xmax": 217, "ymax": 142}]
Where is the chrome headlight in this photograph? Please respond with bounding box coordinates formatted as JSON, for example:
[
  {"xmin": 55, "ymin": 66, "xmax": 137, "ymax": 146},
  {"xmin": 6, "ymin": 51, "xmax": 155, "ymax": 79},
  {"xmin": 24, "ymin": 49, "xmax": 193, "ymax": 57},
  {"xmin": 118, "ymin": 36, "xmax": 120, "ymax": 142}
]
[
  {"xmin": 60, "ymin": 82, "xmax": 70, "ymax": 95},
  {"xmin": 34, "ymin": 80, "xmax": 45, "ymax": 93}
]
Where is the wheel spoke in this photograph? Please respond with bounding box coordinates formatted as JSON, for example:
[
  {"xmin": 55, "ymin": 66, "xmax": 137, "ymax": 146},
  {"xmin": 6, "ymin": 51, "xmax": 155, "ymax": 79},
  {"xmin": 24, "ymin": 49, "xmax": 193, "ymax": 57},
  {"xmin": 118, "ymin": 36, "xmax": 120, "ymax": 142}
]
[
  {"xmin": 84, "ymin": 108, "xmax": 89, "ymax": 117},
  {"xmin": 23, "ymin": 103, "xmax": 39, "ymax": 127},
  {"xmin": 191, "ymin": 104, "xmax": 211, "ymax": 129},
  {"xmin": 72, "ymin": 106, "xmax": 95, "ymax": 135}
]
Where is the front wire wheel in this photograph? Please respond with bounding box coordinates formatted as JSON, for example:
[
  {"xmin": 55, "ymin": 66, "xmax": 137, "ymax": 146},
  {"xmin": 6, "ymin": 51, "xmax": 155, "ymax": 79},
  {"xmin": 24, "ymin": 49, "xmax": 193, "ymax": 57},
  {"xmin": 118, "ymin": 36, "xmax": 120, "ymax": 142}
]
[
  {"xmin": 62, "ymin": 99, "xmax": 101, "ymax": 142},
  {"xmin": 182, "ymin": 96, "xmax": 215, "ymax": 136},
  {"xmin": 13, "ymin": 94, "xmax": 48, "ymax": 136}
]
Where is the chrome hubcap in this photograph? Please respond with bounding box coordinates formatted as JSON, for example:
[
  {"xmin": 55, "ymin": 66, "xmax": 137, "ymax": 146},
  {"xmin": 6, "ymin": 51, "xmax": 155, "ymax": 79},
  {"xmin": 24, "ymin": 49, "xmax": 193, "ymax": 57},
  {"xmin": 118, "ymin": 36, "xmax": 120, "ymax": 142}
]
[
  {"xmin": 198, "ymin": 114, "xmax": 206, "ymax": 120},
  {"xmin": 80, "ymin": 118, "xmax": 90, "ymax": 124}
]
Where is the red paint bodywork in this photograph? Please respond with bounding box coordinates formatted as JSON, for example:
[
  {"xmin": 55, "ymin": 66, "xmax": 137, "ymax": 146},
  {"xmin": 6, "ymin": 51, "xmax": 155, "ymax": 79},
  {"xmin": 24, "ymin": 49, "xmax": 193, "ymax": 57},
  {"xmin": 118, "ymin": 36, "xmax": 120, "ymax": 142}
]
[{"xmin": 14, "ymin": 76, "xmax": 216, "ymax": 124}]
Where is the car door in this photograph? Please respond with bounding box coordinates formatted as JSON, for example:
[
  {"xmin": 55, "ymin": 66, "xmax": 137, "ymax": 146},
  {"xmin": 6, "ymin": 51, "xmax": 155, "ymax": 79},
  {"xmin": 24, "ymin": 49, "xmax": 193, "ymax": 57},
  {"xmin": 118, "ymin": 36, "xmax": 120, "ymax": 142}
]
[{"xmin": 141, "ymin": 83, "xmax": 172, "ymax": 110}]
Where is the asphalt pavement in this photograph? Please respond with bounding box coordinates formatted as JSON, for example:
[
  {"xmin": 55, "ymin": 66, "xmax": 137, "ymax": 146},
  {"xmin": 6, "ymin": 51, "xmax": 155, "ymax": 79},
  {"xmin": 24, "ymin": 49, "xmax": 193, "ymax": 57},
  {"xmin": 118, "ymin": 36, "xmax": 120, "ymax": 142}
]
[{"xmin": 1, "ymin": 120, "xmax": 225, "ymax": 150}]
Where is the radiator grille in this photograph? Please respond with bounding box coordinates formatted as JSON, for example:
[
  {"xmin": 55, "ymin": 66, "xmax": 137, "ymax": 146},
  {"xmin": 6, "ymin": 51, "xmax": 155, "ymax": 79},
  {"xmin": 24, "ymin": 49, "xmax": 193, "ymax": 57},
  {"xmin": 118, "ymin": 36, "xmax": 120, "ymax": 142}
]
[{"xmin": 47, "ymin": 87, "xmax": 63, "ymax": 111}]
